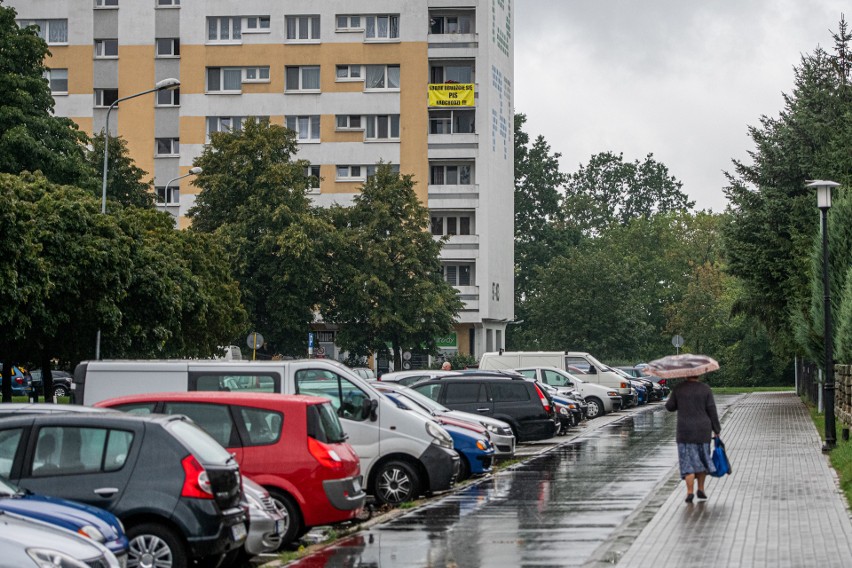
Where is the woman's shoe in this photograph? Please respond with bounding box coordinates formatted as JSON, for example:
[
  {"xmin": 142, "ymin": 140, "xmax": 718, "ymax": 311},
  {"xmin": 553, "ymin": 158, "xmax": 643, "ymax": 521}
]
[
  {"xmin": 685, "ymin": 494, "xmax": 694, "ymax": 503},
  {"xmin": 697, "ymin": 490, "xmax": 707, "ymax": 500}
]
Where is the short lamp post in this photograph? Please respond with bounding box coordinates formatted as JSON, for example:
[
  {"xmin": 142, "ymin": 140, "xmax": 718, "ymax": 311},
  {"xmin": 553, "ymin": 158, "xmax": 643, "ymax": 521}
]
[
  {"xmin": 808, "ymin": 179, "xmax": 839, "ymax": 452},
  {"xmin": 96, "ymin": 78, "xmax": 181, "ymax": 360},
  {"xmin": 162, "ymin": 166, "xmax": 202, "ymax": 214}
]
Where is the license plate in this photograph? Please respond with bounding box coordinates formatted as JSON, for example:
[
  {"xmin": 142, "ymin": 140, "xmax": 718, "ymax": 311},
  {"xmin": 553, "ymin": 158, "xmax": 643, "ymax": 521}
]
[
  {"xmin": 274, "ymin": 520, "xmax": 285, "ymax": 535},
  {"xmin": 352, "ymin": 477, "xmax": 361, "ymax": 493},
  {"xmin": 231, "ymin": 522, "xmax": 247, "ymax": 541}
]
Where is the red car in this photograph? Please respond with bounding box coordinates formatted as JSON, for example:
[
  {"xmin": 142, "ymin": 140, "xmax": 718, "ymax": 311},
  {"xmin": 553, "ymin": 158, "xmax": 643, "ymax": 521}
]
[{"xmin": 96, "ymin": 392, "xmax": 365, "ymax": 546}]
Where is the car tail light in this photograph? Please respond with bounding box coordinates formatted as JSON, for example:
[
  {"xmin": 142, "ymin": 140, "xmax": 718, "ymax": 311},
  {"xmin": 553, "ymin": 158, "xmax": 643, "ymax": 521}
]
[
  {"xmin": 659, "ymin": 379, "xmax": 667, "ymax": 386},
  {"xmin": 620, "ymin": 382, "xmax": 628, "ymax": 389},
  {"xmin": 533, "ymin": 384, "xmax": 551, "ymax": 414},
  {"xmin": 180, "ymin": 455, "xmax": 213, "ymax": 499},
  {"xmin": 15, "ymin": 376, "xmax": 23, "ymax": 385},
  {"xmin": 308, "ymin": 437, "xmax": 344, "ymax": 471}
]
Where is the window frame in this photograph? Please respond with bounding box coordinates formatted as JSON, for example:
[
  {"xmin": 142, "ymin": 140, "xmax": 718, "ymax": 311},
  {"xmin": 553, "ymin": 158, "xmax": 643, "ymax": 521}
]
[
  {"xmin": 304, "ymin": 164, "xmax": 321, "ymax": 192},
  {"xmin": 207, "ymin": 16, "xmax": 242, "ymax": 43},
  {"xmin": 156, "ymin": 88, "xmax": 180, "ymax": 107},
  {"xmin": 155, "ymin": 38, "xmax": 180, "ymax": 58},
  {"xmin": 285, "ymin": 115, "xmax": 321, "ymax": 142},
  {"xmin": 285, "ymin": 66, "xmax": 321, "ymax": 92},
  {"xmin": 365, "ymin": 114, "xmax": 400, "ymax": 141},
  {"xmin": 430, "ymin": 163, "xmax": 473, "ymax": 185},
  {"xmin": 443, "ymin": 263, "xmax": 473, "ymax": 286},
  {"xmin": 44, "ymin": 68, "xmax": 68, "ymax": 95},
  {"xmin": 155, "ymin": 137, "xmax": 180, "ymax": 157},
  {"xmin": 156, "ymin": 0, "xmax": 180, "ymax": 7},
  {"xmin": 242, "ymin": 66, "xmax": 270, "ymax": 83},
  {"xmin": 364, "ymin": 65, "xmax": 400, "ymax": 91},
  {"xmin": 336, "ymin": 165, "xmax": 363, "ymax": 182},
  {"xmin": 285, "ymin": 15, "xmax": 321, "ymax": 42},
  {"xmin": 335, "ymin": 115, "xmax": 363, "ymax": 131},
  {"xmin": 17, "ymin": 19, "xmax": 68, "ymax": 45},
  {"xmin": 94, "ymin": 88, "xmax": 119, "ymax": 108},
  {"xmin": 244, "ymin": 16, "xmax": 271, "ymax": 33},
  {"xmin": 206, "ymin": 67, "xmax": 244, "ymax": 94},
  {"xmin": 94, "ymin": 38, "xmax": 119, "ymax": 59},
  {"xmin": 94, "ymin": 0, "xmax": 119, "ymax": 8},
  {"xmin": 335, "ymin": 64, "xmax": 362, "ymax": 82},
  {"xmin": 155, "ymin": 185, "xmax": 180, "ymax": 206},
  {"xmin": 364, "ymin": 14, "xmax": 400, "ymax": 41},
  {"xmin": 335, "ymin": 15, "xmax": 363, "ymax": 32}
]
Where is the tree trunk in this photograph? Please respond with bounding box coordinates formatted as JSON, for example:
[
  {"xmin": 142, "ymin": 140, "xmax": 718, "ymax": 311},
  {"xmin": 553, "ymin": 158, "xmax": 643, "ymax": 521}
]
[
  {"xmin": 41, "ymin": 352, "xmax": 54, "ymax": 404},
  {"xmin": 1, "ymin": 360, "xmax": 12, "ymax": 403}
]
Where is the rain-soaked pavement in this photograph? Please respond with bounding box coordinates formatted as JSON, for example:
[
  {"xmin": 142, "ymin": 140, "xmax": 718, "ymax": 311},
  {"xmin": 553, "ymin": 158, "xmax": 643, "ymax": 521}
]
[{"xmin": 287, "ymin": 403, "xmax": 690, "ymax": 568}]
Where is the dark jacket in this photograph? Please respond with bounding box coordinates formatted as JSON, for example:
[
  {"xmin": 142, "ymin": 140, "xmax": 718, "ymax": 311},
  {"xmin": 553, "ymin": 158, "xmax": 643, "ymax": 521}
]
[{"xmin": 665, "ymin": 380, "xmax": 721, "ymax": 443}]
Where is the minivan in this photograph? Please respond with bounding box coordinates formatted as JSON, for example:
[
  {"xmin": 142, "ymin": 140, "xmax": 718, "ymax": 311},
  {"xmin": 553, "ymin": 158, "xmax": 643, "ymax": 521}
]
[
  {"xmin": 96, "ymin": 392, "xmax": 366, "ymax": 546},
  {"xmin": 74, "ymin": 359, "xmax": 459, "ymax": 505}
]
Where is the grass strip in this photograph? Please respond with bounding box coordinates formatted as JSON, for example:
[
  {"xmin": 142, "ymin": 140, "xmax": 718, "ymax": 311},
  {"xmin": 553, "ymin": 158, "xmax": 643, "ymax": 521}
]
[{"xmin": 808, "ymin": 402, "xmax": 852, "ymax": 508}]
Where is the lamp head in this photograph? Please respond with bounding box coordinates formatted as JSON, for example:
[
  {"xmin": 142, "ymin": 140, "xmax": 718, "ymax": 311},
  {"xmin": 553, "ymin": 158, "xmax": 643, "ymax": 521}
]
[
  {"xmin": 806, "ymin": 180, "xmax": 839, "ymax": 210},
  {"xmin": 188, "ymin": 167, "xmax": 203, "ymax": 175},
  {"xmin": 155, "ymin": 78, "xmax": 181, "ymax": 91}
]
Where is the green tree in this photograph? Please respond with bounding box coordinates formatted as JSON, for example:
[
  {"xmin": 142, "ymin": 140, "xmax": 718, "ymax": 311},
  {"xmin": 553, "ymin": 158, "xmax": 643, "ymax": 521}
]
[
  {"xmin": 188, "ymin": 118, "xmax": 329, "ymax": 355},
  {"xmin": 836, "ymin": 267, "xmax": 852, "ymax": 363},
  {"xmin": 323, "ymin": 164, "xmax": 463, "ymax": 370},
  {"xmin": 85, "ymin": 133, "xmax": 155, "ymax": 208},
  {"xmin": 563, "ymin": 151, "xmax": 694, "ymax": 235},
  {"xmin": 0, "ymin": 4, "xmax": 91, "ymax": 187},
  {"xmin": 723, "ymin": 18, "xmax": 852, "ymax": 357}
]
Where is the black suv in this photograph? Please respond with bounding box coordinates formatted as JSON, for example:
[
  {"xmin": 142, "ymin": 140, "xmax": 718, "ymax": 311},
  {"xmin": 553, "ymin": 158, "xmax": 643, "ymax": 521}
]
[
  {"xmin": 411, "ymin": 373, "xmax": 559, "ymax": 442},
  {"xmin": 0, "ymin": 412, "xmax": 246, "ymax": 568}
]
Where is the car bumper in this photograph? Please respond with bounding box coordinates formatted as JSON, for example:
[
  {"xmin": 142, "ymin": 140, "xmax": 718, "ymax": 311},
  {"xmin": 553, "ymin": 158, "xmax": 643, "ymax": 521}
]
[
  {"xmin": 490, "ymin": 432, "xmax": 515, "ymax": 457},
  {"xmin": 518, "ymin": 418, "xmax": 559, "ymax": 442},
  {"xmin": 421, "ymin": 444, "xmax": 460, "ymax": 493},
  {"xmin": 183, "ymin": 504, "xmax": 247, "ymax": 560},
  {"xmin": 323, "ymin": 476, "xmax": 367, "ymax": 511},
  {"xmin": 244, "ymin": 508, "xmax": 283, "ymax": 556},
  {"xmin": 609, "ymin": 396, "xmax": 623, "ymax": 410}
]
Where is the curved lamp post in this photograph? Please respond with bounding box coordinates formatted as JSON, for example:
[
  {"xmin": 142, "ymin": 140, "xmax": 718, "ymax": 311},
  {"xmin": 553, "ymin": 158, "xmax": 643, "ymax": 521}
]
[
  {"xmin": 162, "ymin": 166, "xmax": 202, "ymax": 211},
  {"xmin": 807, "ymin": 179, "xmax": 839, "ymax": 452},
  {"xmin": 96, "ymin": 78, "xmax": 180, "ymax": 360}
]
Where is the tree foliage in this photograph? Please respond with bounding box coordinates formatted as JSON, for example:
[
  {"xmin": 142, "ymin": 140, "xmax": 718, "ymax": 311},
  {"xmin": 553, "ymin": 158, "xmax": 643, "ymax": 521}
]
[
  {"xmin": 85, "ymin": 133, "xmax": 155, "ymax": 209},
  {"xmin": 323, "ymin": 164, "xmax": 463, "ymax": 369}
]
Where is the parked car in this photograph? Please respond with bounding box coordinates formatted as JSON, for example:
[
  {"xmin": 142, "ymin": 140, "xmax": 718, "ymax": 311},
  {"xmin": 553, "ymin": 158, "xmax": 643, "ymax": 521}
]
[
  {"xmin": 0, "ymin": 476, "xmax": 128, "ymax": 560},
  {"xmin": 381, "ymin": 391, "xmax": 495, "ymax": 481},
  {"xmin": 623, "ymin": 365, "xmax": 670, "ymax": 397},
  {"xmin": 96, "ymin": 392, "xmax": 366, "ymax": 546},
  {"xmin": 0, "ymin": 412, "xmax": 247, "ymax": 568},
  {"xmin": 410, "ymin": 373, "xmax": 559, "ymax": 442},
  {"xmin": 219, "ymin": 476, "xmax": 285, "ymax": 567},
  {"xmin": 514, "ymin": 367, "xmax": 623, "ymax": 419},
  {"xmin": 378, "ymin": 370, "xmax": 461, "ymax": 386},
  {"xmin": 0, "ymin": 511, "xmax": 120, "ymax": 568},
  {"xmin": 0, "ymin": 364, "xmax": 32, "ymax": 397},
  {"xmin": 29, "ymin": 369, "xmax": 73, "ymax": 398},
  {"xmin": 350, "ymin": 367, "xmax": 376, "ymax": 381},
  {"xmin": 74, "ymin": 359, "xmax": 460, "ymax": 507},
  {"xmin": 370, "ymin": 382, "xmax": 516, "ymax": 458}
]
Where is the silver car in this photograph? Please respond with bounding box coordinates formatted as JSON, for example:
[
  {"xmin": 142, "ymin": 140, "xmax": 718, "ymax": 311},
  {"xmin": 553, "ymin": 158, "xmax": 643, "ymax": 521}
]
[
  {"xmin": 0, "ymin": 510, "xmax": 120, "ymax": 568},
  {"xmin": 243, "ymin": 477, "xmax": 285, "ymax": 556}
]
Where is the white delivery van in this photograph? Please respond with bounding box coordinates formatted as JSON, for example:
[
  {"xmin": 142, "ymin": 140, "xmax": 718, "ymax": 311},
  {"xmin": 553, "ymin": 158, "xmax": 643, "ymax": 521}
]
[
  {"xmin": 478, "ymin": 351, "xmax": 565, "ymax": 370},
  {"xmin": 73, "ymin": 359, "xmax": 458, "ymax": 505},
  {"xmin": 513, "ymin": 366, "xmax": 623, "ymax": 419},
  {"xmin": 563, "ymin": 351, "xmax": 633, "ymax": 407}
]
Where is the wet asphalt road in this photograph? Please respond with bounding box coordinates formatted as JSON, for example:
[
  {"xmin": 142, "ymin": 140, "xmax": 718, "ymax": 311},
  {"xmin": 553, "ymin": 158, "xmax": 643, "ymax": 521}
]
[{"xmin": 287, "ymin": 403, "xmax": 685, "ymax": 568}]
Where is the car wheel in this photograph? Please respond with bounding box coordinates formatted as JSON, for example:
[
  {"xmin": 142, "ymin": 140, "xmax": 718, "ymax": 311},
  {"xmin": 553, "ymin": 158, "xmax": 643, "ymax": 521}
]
[
  {"xmin": 53, "ymin": 385, "xmax": 68, "ymax": 397},
  {"xmin": 266, "ymin": 489, "xmax": 302, "ymax": 548},
  {"xmin": 457, "ymin": 455, "xmax": 471, "ymax": 482},
  {"xmin": 585, "ymin": 397, "xmax": 603, "ymax": 419},
  {"xmin": 127, "ymin": 522, "xmax": 187, "ymax": 568},
  {"xmin": 373, "ymin": 460, "xmax": 420, "ymax": 505}
]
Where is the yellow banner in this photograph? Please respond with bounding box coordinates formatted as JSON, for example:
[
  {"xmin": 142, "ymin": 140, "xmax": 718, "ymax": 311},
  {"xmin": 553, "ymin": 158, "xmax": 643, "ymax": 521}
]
[{"xmin": 428, "ymin": 84, "xmax": 475, "ymax": 107}]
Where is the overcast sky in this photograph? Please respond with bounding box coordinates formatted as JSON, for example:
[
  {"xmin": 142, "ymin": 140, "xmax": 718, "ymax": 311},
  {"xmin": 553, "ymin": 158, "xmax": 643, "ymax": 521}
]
[{"xmin": 514, "ymin": 1, "xmax": 848, "ymax": 211}]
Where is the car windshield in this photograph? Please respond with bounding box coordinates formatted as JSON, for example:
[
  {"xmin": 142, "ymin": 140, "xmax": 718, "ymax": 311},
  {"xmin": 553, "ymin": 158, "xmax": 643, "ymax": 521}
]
[{"xmin": 0, "ymin": 476, "xmax": 22, "ymax": 497}]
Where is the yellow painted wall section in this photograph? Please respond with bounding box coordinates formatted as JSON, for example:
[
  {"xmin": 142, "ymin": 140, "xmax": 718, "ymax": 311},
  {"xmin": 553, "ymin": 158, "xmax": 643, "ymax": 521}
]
[
  {"xmin": 117, "ymin": 46, "xmax": 156, "ymax": 182},
  {"xmin": 181, "ymin": 116, "xmax": 208, "ymax": 146},
  {"xmin": 71, "ymin": 117, "xmax": 93, "ymax": 137},
  {"xmin": 398, "ymin": 42, "xmax": 429, "ymax": 204},
  {"xmin": 46, "ymin": 46, "xmax": 93, "ymax": 96}
]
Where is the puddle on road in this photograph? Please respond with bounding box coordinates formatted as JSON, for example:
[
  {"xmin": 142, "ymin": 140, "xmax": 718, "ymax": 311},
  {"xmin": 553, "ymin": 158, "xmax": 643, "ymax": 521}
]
[{"xmin": 288, "ymin": 404, "xmax": 684, "ymax": 568}]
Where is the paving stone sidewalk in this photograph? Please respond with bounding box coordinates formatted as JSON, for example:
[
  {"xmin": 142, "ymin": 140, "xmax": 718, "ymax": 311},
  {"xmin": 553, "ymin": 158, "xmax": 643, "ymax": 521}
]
[{"xmin": 614, "ymin": 392, "xmax": 852, "ymax": 568}]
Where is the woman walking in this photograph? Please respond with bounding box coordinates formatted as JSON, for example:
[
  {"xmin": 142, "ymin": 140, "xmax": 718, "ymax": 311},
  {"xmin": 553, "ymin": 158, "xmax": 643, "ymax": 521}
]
[{"xmin": 665, "ymin": 376, "xmax": 721, "ymax": 503}]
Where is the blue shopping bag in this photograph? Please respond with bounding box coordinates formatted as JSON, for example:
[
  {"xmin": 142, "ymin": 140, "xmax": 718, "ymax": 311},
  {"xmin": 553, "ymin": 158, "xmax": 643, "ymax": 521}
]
[{"xmin": 710, "ymin": 436, "xmax": 731, "ymax": 477}]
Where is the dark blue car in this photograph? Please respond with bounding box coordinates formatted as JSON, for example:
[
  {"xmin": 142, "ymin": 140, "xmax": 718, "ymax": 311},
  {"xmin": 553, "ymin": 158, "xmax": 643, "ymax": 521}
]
[{"xmin": 0, "ymin": 476, "xmax": 128, "ymax": 559}]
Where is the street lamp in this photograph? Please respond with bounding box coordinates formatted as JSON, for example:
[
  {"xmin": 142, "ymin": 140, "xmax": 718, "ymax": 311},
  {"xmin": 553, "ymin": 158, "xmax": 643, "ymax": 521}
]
[
  {"xmin": 807, "ymin": 179, "xmax": 839, "ymax": 451},
  {"xmin": 162, "ymin": 166, "xmax": 202, "ymax": 214},
  {"xmin": 96, "ymin": 77, "xmax": 180, "ymax": 360}
]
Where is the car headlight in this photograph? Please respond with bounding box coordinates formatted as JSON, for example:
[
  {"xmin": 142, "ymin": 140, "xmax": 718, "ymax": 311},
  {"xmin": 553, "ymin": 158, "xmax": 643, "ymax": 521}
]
[
  {"xmin": 559, "ymin": 406, "xmax": 569, "ymax": 415},
  {"xmin": 426, "ymin": 422, "xmax": 453, "ymax": 449},
  {"xmin": 607, "ymin": 391, "xmax": 619, "ymax": 397},
  {"xmin": 476, "ymin": 439, "xmax": 490, "ymax": 451},
  {"xmin": 27, "ymin": 549, "xmax": 90, "ymax": 568},
  {"xmin": 484, "ymin": 423, "xmax": 499, "ymax": 433},
  {"xmin": 77, "ymin": 525, "xmax": 105, "ymax": 542}
]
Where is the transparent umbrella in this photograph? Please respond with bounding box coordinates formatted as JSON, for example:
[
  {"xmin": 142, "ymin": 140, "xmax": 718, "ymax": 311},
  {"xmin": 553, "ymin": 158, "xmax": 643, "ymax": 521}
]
[{"xmin": 641, "ymin": 354, "xmax": 719, "ymax": 379}]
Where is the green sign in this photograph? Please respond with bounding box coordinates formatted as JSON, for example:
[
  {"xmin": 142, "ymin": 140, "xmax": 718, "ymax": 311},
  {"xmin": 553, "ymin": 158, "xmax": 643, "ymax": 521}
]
[{"xmin": 435, "ymin": 333, "xmax": 457, "ymax": 348}]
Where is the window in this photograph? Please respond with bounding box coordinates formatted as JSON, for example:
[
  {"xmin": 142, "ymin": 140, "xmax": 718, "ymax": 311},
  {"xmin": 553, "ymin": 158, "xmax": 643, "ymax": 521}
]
[
  {"xmin": 155, "ymin": 185, "xmax": 179, "ymax": 206},
  {"xmin": 157, "ymin": 88, "xmax": 180, "ymax": 106},
  {"xmin": 304, "ymin": 165, "xmax": 321, "ymax": 190},
  {"xmin": 336, "ymin": 115, "xmax": 362, "ymax": 130},
  {"xmin": 0, "ymin": 429, "xmax": 22, "ymax": 478},
  {"xmin": 366, "ymin": 164, "xmax": 398, "ymax": 179},
  {"xmin": 429, "ymin": 13, "xmax": 473, "ymax": 35},
  {"xmin": 365, "ymin": 115, "xmax": 400, "ymax": 140},
  {"xmin": 429, "ymin": 109, "xmax": 475, "ymax": 134},
  {"xmin": 244, "ymin": 16, "xmax": 270, "ymax": 32},
  {"xmin": 335, "ymin": 65, "xmax": 361, "ymax": 81},
  {"xmin": 44, "ymin": 69, "xmax": 68, "ymax": 94},
  {"xmin": 286, "ymin": 15, "xmax": 320, "ymax": 40},
  {"xmin": 32, "ymin": 427, "xmax": 134, "ymax": 476},
  {"xmin": 94, "ymin": 39, "xmax": 119, "ymax": 58},
  {"xmin": 285, "ymin": 66, "xmax": 320, "ymax": 91},
  {"xmin": 491, "ymin": 383, "xmax": 531, "ymax": 402},
  {"xmin": 156, "ymin": 38, "xmax": 180, "ymax": 57},
  {"xmin": 365, "ymin": 15, "xmax": 400, "ymax": 40},
  {"xmin": 430, "ymin": 64, "xmax": 473, "ymax": 84},
  {"xmin": 430, "ymin": 164, "xmax": 472, "ymax": 185},
  {"xmin": 444, "ymin": 383, "xmax": 485, "ymax": 404},
  {"xmin": 336, "ymin": 165, "xmax": 362, "ymax": 181},
  {"xmin": 207, "ymin": 116, "xmax": 245, "ymax": 135},
  {"xmin": 238, "ymin": 406, "xmax": 282, "ymax": 446},
  {"xmin": 285, "ymin": 115, "xmax": 320, "ymax": 141},
  {"xmin": 207, "ymin": 16, "xmax": 241, "ymax": 42},
  {"xmin": 243, "ymin": 67, "xmax": 269, "ymax": 82},
  {"xmin": 95, "ymin": 0, "xmax": 119, "ymax": 7},
  {"xmin": 17, "ymin": 19, "xmax": 68, "ymax": 44},
  {"xmin": 163, "ymin": 403, "xmax": 238, "ymax": 448},
  {"xmin": 207, "ymin": 67, "xmax": 243, "ymax": 93},
  {"xmin": 444, "ymin": 264, "xmax": 472, "ymax": 286},
  {"xmin": 94, "ymin": 88, "xmax": 118, "ymax": 107},
  {"xmin": 336, "ymin": 15, "xmax": 362, "ymax": 31},
  {"xmin": 191, "ymin": 373, "xmax": 279, "ymax": 393},
  {"xmin": 431, "ymin": 215, "xmax": 471, "ymax": 236},
  {"xmin": 365, "ymin": 65, "xmax": 400, "ymax": 90},
  {"xmin": 155, "ymin": 138, "xmax": 180, "ymax": 156},
  {"xmin": 157, "ymin": 0, "xmax": 180, "ymax": 6},
  {"xmin": 294, "ymin": 370, "xmax": 372, "ymax": 422}
]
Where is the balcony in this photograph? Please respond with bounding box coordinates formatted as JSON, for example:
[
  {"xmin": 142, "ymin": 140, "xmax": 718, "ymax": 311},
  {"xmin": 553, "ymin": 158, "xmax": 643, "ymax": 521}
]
[{"xmin": 428, "ymin": 183, "xmax": 479, "ymax": 209}]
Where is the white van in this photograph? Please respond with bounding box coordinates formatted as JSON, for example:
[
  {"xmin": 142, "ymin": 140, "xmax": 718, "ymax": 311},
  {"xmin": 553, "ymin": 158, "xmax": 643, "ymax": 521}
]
[
  {"xmin": 73, "ymin": 359, "xmax": 459, "ymax": 505},
  {"xmin": 479, "ymin": 351, "xmax": 631, "ymax": 404}
]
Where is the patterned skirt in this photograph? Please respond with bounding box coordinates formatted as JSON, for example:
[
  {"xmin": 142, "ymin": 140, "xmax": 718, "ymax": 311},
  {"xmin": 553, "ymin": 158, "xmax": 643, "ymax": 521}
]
[{"xmin": 677, "ymin": 442, "xmax": 716, "ymax": 478}]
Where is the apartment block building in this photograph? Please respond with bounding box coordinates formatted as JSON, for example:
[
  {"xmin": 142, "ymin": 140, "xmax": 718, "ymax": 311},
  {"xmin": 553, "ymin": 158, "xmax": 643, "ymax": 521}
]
[{"xmin": 11, "ymin": 0, "xmax": 515, "ymax": 362}]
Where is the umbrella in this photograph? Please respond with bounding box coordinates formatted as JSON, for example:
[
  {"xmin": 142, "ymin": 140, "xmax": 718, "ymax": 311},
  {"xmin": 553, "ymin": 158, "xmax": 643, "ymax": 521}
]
[{"xmin": 641, "ymin": 354, "xmax": 719, "ymax": 379}]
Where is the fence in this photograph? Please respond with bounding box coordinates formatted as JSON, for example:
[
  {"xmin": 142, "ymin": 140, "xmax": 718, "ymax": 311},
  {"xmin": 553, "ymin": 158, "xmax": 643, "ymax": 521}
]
[{"xmin": 796, "ymin": 358, "xmax": 821, "ymax": 405}]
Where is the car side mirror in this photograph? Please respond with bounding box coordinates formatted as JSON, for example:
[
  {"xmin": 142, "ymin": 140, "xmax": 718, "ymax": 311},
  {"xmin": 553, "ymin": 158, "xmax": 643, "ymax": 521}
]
[
  {"xmin": 587, "ymin": 367, "xmax": 597, "ymax": 374},
  {"xmin": 363, "ymin": 398, "xmax": 379, "ymax": 421}
]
